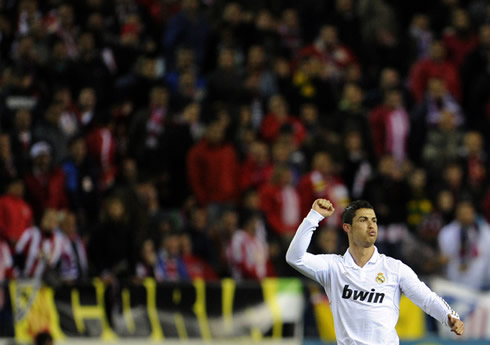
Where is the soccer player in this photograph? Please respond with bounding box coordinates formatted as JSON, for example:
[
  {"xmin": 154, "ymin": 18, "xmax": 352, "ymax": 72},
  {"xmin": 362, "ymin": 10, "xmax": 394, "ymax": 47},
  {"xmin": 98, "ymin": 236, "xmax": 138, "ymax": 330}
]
[{"xmin": 286, "ymin": 199, "xmax": 464, "ymax": 344}]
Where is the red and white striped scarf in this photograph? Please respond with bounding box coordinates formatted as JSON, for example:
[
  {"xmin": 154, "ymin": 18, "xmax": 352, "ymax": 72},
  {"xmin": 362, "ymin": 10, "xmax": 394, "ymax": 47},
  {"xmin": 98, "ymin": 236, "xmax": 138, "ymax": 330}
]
[{"xmin": 15, "ymin": 227, "xmax": 66, "ymax": 278}]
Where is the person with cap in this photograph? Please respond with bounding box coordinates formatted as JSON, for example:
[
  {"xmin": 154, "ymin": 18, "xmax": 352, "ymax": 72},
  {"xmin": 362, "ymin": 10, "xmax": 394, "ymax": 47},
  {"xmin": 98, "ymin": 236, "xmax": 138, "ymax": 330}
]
[{"xmin": 24, "ymin": 141, "xmax": 68, "ymax": 221}]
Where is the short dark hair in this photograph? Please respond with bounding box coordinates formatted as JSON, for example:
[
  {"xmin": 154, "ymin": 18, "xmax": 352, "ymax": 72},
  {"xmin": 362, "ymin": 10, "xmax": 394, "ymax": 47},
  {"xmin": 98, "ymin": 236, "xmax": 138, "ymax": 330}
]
[{"xmin": 341, "ymin": 200, "xmax": 374, "ymax": 225}]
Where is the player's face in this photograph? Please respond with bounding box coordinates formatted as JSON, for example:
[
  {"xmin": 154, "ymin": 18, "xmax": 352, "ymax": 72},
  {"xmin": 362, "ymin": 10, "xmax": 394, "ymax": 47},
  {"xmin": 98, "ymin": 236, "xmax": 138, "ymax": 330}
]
[{"xmin": 349, "ymin": 208, "xmax": 377, "ymax": 248}]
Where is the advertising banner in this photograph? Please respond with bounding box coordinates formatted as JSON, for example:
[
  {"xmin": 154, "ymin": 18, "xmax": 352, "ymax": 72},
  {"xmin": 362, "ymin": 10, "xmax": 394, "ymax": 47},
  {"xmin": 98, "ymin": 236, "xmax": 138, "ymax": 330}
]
[{"xmin": 8, "ymin": 278, "xmax": 304, "ymax": 343}]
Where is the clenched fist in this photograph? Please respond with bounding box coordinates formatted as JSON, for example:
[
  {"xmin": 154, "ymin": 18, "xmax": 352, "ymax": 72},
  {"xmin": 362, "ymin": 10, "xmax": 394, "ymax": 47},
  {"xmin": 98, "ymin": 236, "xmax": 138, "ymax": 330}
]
[
  {"xmin": 448, "ymin": 314, "xmax": 464, "ymax": 336},
  {"xmin": 312, "ymin": 199, "xmax": 335, "ymax": 218}
]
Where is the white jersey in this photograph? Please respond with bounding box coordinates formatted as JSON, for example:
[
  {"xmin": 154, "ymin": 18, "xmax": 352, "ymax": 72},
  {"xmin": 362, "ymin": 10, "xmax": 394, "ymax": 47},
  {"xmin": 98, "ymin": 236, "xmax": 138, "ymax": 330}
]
[{"xmin": 286, "ymin": 210, "xmax": 459, "ymax": 345}]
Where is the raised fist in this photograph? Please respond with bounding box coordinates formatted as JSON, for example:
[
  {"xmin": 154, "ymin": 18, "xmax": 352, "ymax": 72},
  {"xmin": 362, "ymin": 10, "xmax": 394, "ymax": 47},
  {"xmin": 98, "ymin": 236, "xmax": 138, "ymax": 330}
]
[{"xmin": 312, "ymin": 199, "xmax": 335, "ymax": 218}]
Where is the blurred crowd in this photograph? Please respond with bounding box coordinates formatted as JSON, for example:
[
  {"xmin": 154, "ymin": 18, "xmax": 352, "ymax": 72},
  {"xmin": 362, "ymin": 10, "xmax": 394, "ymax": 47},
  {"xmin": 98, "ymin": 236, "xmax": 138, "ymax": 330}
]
[{"xmin": 0, "ymin": 0, "xmax": 490, "ymax": 293}]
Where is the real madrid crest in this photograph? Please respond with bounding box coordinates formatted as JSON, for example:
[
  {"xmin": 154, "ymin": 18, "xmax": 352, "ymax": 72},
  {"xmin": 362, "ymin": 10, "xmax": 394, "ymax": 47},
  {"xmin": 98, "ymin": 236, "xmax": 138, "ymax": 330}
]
[{"xmin": 375, "ymin": 273, "xmax": 386, "ymax": 284}]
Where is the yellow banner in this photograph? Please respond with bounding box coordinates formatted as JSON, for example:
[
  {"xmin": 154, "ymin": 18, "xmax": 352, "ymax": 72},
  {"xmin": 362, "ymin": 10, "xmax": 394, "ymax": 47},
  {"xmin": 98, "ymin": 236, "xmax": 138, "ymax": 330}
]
[
  {"xmin": 9, "ymin": 281, "xmax": 65, "ymax": 343},
  {"xmin": 7, "ymin": 278, "xmax": 304, "ymax": 343}
]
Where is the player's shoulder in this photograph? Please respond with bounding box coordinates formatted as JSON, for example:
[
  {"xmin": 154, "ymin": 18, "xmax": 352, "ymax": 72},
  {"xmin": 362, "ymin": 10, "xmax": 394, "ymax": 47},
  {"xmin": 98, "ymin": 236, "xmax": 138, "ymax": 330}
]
[
  {"xmin": 377, "ymin": 252, "xmax": 405, "ymax": 271},
  {"xmin": 317, "ymin": 253, "xmax": 344, "ymax": 266}
]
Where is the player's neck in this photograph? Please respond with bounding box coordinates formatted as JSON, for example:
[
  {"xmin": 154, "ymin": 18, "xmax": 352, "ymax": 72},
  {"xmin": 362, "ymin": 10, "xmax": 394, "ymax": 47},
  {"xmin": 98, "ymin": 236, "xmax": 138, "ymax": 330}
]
[{"xmin": 348, "ymin": 244, "xmax": 375, "ymax": 268}]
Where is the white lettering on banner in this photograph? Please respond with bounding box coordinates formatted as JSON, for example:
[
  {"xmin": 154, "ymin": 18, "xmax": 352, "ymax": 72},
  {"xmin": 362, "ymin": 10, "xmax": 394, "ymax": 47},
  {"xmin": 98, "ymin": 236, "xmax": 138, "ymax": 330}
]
[
  {"xmin": 431, "ymin": 278, "xmax": 490, "ymax": 338},
  {"xmin": 5, "ymin": 96, "xmax": 37, "ymax": 110}
]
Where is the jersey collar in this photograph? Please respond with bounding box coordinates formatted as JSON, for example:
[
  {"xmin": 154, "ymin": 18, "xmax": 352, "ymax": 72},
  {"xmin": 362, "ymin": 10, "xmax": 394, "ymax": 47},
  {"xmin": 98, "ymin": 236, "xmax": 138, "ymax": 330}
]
[{"xmin": 343, "ymin": 246, "xmax": 380, "ymax": 268}]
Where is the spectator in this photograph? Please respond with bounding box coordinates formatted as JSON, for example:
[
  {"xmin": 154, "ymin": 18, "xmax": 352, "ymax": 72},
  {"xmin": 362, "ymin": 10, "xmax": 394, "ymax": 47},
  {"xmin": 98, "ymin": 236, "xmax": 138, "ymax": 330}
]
[
  {"xmin": 0, "ymin": 235, "xmax": 13, "ymax": 314},
  {"xmin": 41, "ymin": 39, "xmax": 74, "ymax": 92},
  {"xmin": 181, "ymin": 232, "xmax": 218, "ymax": 281},
  {"xmin": 259, "ymin": 165, "xmax": 300, "ymax": 239},
  {"xmin": 0, "ymin": 133, "xmax": 19, "ymax": 192},
  {"xmin": 406, "ymin": 168, "xmax": 433, "ymax": 231},
  {"xmin": 0, "ymin": 68, "xmax": 41, "ymax": 130},
  {"xmin": 244, "ymin": 44, "xmax": 278, "ymax": 100},
  {"xmin": 171, "ymin": 68, "xmax": 205, "ymax": 111},
  {"xmin": 128, "ymin": 85, "xmax": 170, "ymax": 171},
  {"xmin": 135, "ymin": 239, "xmax": 160, "ymax": 282},
  {"xmin": 58, "ymin": 210, "xmax": 88, "ymax": 282},
  {"xmin": 183, "ymin": 206, "xmax": 218, "ymax": 269},
  {"xmin": 410, "ymin": 77, "xmax": 463, "ymax": 161},
  {"xmin": 442, "ymin": 8, "xmax": 478, "ymax": 68},
  {"xmin": 422, "ymin": 109, "xmax": 464, "ymax": 176},
  {"xmin": 87, "ymin": 196, "xmax": 135, "ymax": 282},
  {"xmin": 409, "ymin": 40, "xmax": 461, "ymax": 103},
  {"xmin": 289, "ymin": 55, "xmax": 336, "ymax": 114},
  {"xmin": 298, "ymin": 24, "xmax": 357, "ymax": 83},
  {"xmin": 165, "ymin": 47, "xmax": 204, "ymax": 94},
  {"xmin": 16, "ymin": 0, "xmax": 43, "ymax": 37},
  {"xmin": 71, "ymin": 31, "xmax": 112, "ymax": 100},
  {"xmin": 461, "ymin": 24, "xmax": 490, "ymax": 129},
  {"xmin": 205, "ymin": 48, "xmax": 245, "ymax": 108},
  {"xmin": 0, "ymin": 178, "xmax": 33, "ymax": 247},
  {"xmin": 405, "ymin": 189, "xmax": 456, "ymax": 275},
  {"xmin": 327, "ymin": 0, "xmax": 362, "ymax": 57},
  {"xmin": 114, "ymin": 56, "xmax": 161, "ymax": 110},
  {"xmin": 110, "ymin": 157, "xmax": 146, "ymax": 233},
  {"xmin": 459, "ymin": 131, "xmax": 487, "ymax": 203},
  {"xmin": 85, "ymin": 111, "xmax": 117, "ymax": 190},
  {"xmin": 358, "ymin": 0, "xmax": 403, "ymax": 76},
  {"xmin": 112, "ymin": 12, "xmax": 147, "ymax": 74},
  {"xmin": 61, "ymin": 136, "xmax": 100, "ymax": 230},
  {"xmin": 249, "ymin": 9, "xmax": 281, "ymax": 58},
  {"xmin": 24, "ymin": 141, "xmax": 67, "ymax": 221},
  {"xmin": 240, "ymin": 140, "xmax": 273, "ymax": 192},
  {"xmin": 52, "ymin": 86, "xmax": 79, "ymax": 139},
  {"xmin": 227, "ymin": 210, "xmax": 273, "ymax": 280},
  {"xmin": 297, "ymin": 151, "xmax": 349, "ymax": 227},
  {"xmin": 342, "ymin": 130, "xmax": 373, "ymax": 199},
  {"xmin": 300, "ymin": 102, "xmax": 337, "ymax": 161},
  {"xmin": 365, "ymin": 67, "xmax": 412, "ymax": 109},
  {"xmin": 260, "ymin": 94, "xmax": 305, "ymax": 146},
  {"xmin": 75, "ymin": 87, "xmax": 97, "ymax": 130},
  {"xmin": 33, "ymin": 102, "xmax": 69, "ymax": 163},
  {"xmin": 47, "ymin": 4, "xmax": 79, "ymax": 58},
  {"xmin": 15, "ymin": 208, "xmax": 73, "ymax": 280},
  {"xmin": 164, "ymin": 0, "xmax": 209, "ymax": 69},
  {"xmin": 160, "ymin": 103, "xmax": 199, "ymax": 207},
  {"xmin": 9, "ymin": 34, "xmax": 42, "ymax": 78},
  {"xmin": 277, "ymin": 8, "xmax": 303, "ymax": 57},
  {"xmin": 9, "ymin": 108, "xmax": 34, "ymax": 176},
  {"xmin": 407, "ymin": 14, "xmax": 433, "ymax": 64},
  {"xmin": 309, "ymin": 226, "xmax": 345, "ymax": 255},
  {"xmin": 187, "ymin": 120, "xmax": 239, "ymax": 207},
  {"xmin": 369, "ymin": 88, "xmax": 410, "ymax": 162},
  {"xmin": 438, "ymin": 200, "xmax": 490, "ymax": 290},
  {"xmin": 334, "ymin": 83, "xmax": 375, "ymax": 162},
  {"xmin": 270, "ymin": 136, "xmax": 304, "ymax": 184},
  {"xmin": 362, "ymin": 155, "xmax": 410, "ymax": 258},
  {"xmin": 435, "ymin": 161, "xmax": 472, "ymax": 205},
  {"xmin": 155, "ymin": 231, "xmax": 189, "ymax": 282},
  {"xmin": 213, "ymin": 207, "xmax": 240, "ymax": 276}
]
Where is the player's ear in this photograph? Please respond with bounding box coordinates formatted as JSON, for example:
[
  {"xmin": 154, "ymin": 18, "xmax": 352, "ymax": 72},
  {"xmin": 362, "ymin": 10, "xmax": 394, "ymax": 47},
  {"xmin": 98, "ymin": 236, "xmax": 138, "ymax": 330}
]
[{"xmin": 342, "ymin": 223, "xmax": 351, "ymax": 234}]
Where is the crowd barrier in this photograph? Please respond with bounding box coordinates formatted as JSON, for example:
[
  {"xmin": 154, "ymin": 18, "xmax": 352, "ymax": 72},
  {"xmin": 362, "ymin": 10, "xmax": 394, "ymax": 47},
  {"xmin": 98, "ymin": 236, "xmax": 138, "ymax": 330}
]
[{"xmin": 0, "ymin": 278, "xmax": 488, "ymax": 344}]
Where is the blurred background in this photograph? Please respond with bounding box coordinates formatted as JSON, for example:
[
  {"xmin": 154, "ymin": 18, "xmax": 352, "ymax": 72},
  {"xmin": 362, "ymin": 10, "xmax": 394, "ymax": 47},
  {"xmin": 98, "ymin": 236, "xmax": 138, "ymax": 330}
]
[{"xmin": 0, "ymin": 0, "xmax": 490, "ymax": 344}]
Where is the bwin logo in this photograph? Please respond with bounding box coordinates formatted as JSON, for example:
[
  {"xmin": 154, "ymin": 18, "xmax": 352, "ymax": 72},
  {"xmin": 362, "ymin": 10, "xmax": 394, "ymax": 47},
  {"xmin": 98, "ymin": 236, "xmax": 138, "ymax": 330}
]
[{"xmin": 342, "ymin": 285, "xmax": 385, "ymax": 303}]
